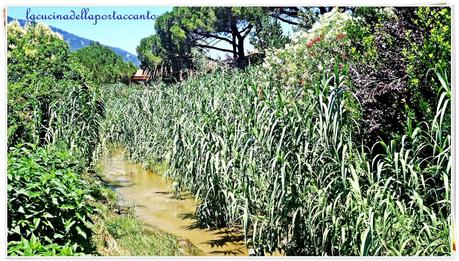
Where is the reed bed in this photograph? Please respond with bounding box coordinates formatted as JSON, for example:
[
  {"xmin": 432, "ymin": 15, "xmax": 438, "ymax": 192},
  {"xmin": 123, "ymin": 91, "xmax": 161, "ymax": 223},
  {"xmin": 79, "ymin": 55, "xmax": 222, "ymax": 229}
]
[{"xmin": 99, "ymin": 66, "xmax": 451, "ymax": 255}]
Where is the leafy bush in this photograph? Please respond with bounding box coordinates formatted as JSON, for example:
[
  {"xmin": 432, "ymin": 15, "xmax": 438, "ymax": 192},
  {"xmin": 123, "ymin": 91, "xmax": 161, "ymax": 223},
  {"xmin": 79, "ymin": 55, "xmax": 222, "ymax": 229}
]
[
  {"xmin": 405, "ymin": 7, "xmax": 451, "ymax": 125},
  {"xmin": 7, "ymin": 21, "xmax": 70, "ymax": 83},
  {"xmin": 7, "ymin": 21, "xmax": 72, "ymax": 146},
  {"xmin": 7, "ymin": 21, "xmax": 103, "ymax": 162},
  {"xmin": 346, "ymin": 7, "xmax": 451, "ymax": 146},
  {"xmin": 346, "ymin": 7, "xmax": 410, "ymax": 146},
  {"xmin": 8, "ymin": 235, "xmax": 79, "ymax": 256},
  {"xmin": 7, "ymin": 144, "xmax": 95, "ymax": 254}
]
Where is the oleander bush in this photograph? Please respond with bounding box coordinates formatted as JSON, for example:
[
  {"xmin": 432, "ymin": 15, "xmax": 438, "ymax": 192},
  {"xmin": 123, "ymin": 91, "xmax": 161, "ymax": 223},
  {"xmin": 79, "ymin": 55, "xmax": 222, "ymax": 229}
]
[{"xmin": 260, "ymin": 8, "xmax": 352, "ymax": 89}]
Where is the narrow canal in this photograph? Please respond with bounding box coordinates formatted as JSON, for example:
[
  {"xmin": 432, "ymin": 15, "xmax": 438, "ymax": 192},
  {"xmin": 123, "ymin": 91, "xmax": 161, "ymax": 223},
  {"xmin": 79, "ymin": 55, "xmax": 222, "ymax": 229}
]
[{"xmin": 99, "ymin": 150, "xmax": 248, "ymax": 256}]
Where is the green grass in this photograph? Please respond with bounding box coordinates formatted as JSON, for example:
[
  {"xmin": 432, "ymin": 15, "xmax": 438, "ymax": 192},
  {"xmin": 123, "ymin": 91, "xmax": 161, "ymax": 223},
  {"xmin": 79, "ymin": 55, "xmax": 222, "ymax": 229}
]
[{"xmin": 106, "ymin": 216, "xmax": 193, "ymax": 256}]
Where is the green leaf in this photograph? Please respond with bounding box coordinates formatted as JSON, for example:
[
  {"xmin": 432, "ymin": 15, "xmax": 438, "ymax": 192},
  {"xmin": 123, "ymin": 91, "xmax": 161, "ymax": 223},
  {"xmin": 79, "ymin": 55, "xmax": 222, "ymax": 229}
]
[
  {"xmin": 42, "ymin": 213, "xmax": 55, "ymax": 219},
  {"xmin": 64, "ymin": 220, "xmax": 76, "ymax": 232},
  {"xmin": 360, "ymin": 227, "xmax": 372, "ymax": 256},
  {"xmin": 33, "ymin": 218, "xmax": 41, "ymax": 229},
  {"xmin": 75, "ymin": 226, "xmax": 87, "ymax": 239}
]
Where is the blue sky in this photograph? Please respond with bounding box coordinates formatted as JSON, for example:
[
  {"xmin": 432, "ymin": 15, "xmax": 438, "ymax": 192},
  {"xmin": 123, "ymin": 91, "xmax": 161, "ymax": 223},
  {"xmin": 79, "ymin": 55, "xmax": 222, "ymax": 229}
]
[{"xmin": 7, "ymin": 6, "xmax": 295, "ymax": 59}]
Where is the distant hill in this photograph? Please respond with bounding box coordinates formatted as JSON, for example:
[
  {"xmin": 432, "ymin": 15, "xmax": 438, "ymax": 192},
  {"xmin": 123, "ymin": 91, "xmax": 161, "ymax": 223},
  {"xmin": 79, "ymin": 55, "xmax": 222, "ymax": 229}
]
[{"xmin": 7, "ymin": 16, "xmax": 140, "ymax": 66}]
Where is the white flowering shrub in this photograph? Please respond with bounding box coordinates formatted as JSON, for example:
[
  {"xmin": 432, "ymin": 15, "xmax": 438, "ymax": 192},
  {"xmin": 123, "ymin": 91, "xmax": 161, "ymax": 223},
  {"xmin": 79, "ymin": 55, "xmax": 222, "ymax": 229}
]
[
  {"xmin": 260, "ymin": 8, "xmax": 352, "ymax": 89},
  {"xmin": 7, "ymin": 21, "xmax": 69, "ymax": 83}
]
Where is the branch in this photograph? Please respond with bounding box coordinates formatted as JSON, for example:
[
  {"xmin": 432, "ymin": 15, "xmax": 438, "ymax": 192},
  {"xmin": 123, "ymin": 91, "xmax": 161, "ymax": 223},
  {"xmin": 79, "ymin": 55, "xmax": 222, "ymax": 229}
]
[
  {"xmin": 195, "ymin": 43, "xmax": 236, "ymax": 54},
  {"xmin": 270, "ymin": 14, "xmax": 300, "ymax": 25},
  {"xmin": 206, "ymin": 37, "xmax": 221, "ymax": 46},
  {"xmin": 195, "ymin": 31, "xmax": 235, "ymax": 45},
  {"xmin": 240, "ymin": 24, "xmax": 254, "ymax": 38},
  {"xmin": 277, "ymin": 7, "xmax": 301, "ymax": 17}
]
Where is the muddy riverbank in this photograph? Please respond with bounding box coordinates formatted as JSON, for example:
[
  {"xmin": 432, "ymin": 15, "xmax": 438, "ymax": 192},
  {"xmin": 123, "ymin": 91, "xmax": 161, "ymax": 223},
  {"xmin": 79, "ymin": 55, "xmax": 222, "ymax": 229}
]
[{"xmin": 99, "ymin": 150, "xmax": 248, "ymax": 256}]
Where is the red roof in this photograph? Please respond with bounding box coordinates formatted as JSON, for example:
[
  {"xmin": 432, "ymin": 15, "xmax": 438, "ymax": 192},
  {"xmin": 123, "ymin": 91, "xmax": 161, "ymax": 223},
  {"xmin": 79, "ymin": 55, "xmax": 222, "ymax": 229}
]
[{"xmin": 132, "ymin": 69, "xmax": 150, "ymax": 81}]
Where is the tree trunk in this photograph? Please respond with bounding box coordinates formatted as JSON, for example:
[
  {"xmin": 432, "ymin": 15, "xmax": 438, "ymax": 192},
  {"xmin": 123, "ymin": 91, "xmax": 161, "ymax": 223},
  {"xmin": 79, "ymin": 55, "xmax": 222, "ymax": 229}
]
[
  {"xmin": 237, "ymin": 35, "xmax": 245, "ymax": 59},
  {"xmin": 231, "ymin": 39, "xmax": 238, "ymax": 58},
  {"xmin": 231, "ymin": 17, "xmax": 238, "ymax": 59},
  {"xmin": 232, "ymin": 33, "xmax": 237, "ymax": 59}
]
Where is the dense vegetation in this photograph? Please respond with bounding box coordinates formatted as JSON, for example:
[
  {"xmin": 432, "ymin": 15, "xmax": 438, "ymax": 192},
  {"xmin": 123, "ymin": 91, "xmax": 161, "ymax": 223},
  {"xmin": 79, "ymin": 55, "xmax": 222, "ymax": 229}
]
[
  {"xmin": 7, "ymin": 21, "xmax": 187, "ymax": 256},
  {"xmin": 102, "ymin": 7, "xmax": 451, "ymax": 255},
  {"xmin": 7, "ymin": 6, "xmax": 451, "ymax": 256},
  {"xmin": 8, "ymin": 145, "xmax": 94, "ymax": 255},
  {"xmin": 7, "ymin": 21, "xmax": 102, "ymax": 255}
]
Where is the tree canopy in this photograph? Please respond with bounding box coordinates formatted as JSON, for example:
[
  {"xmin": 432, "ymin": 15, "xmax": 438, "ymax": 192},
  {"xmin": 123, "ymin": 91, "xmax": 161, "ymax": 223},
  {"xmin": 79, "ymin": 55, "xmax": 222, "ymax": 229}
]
[
  {"xmin": 72, "ymin": 42, "xmax": 136, "ymax": 85},
  {"xmin": 136, "ymin": 7, "xmax": 344, "ymax": 81}
]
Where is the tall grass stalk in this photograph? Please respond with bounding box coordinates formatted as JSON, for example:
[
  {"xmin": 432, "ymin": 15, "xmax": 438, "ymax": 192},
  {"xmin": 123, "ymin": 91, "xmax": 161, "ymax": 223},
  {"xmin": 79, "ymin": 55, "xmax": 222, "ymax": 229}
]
[{"xmin": 99, "ymin": 66, "xmax": 450, "ymax": 255}]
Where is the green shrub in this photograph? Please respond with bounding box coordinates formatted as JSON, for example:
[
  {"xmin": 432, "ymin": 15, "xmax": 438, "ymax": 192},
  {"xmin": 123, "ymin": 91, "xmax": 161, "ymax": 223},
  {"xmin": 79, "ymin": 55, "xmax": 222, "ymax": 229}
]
[
  {"xmin": 7, "ymin": 144, "xmax": 95, "ymax": 254},
  {"xmin": 346, "ymin": 7, "xmax": 410, "ymax": 146},
  {"xmin": 8, "ymin": 235, "xmax": 79, "ymax": 256},
  {"xmin": 7, "ymin": 21, "xmax": 70, "ymax": 83},
  {"xmin": 7, "ymin": 21, "xmax": 103, "ymax": 161},
  {"xmin": 405, "ymin": 7, "xmax": 451, "ymax": 125},
  {"xmin": 346, "ymin": 7, "xmax": 451, "ymax": 146},
  {"xmin": 7, "ymin": 21, "xmax": 69, "ymax": 146}
]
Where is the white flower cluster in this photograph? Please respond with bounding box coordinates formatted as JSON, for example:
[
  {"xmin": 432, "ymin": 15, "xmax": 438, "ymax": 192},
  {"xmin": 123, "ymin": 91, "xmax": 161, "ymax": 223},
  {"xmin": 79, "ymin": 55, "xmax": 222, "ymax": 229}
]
[
  {"xmin": 290, "ymin": 8, "xmax": 352, "ymax": 44},
  {"xmin": 7, "ymin": 20, "xmax": 64, "ymax": 41},
  {"xmin": 259, "ymin": 7, "xmax": 353, "ymax": 89},
  {"xmin": 377, "ymin": 7, "xmax": 397, "ymax": 20},
  {"xmin": 291, "ymin": 31, "xmax": 308, "ymax": 43},
  {"xmin": 309, "ymin": 8, "xmax": 351, "ymax": 42}
]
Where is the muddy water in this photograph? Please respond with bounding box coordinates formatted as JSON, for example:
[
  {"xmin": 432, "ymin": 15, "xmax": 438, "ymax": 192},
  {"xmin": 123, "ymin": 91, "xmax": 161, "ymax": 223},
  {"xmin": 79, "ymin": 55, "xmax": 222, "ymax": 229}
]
[{"xmin": 99, "ymin": 151, "xmax": 248, "ymax": 256}]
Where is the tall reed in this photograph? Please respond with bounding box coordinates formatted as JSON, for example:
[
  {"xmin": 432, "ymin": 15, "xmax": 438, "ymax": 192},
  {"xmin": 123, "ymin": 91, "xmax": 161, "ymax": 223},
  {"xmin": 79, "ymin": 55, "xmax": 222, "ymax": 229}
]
[{"xmin": 100, "ymin": 66, "xmax": 450, "ymax": 255}]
